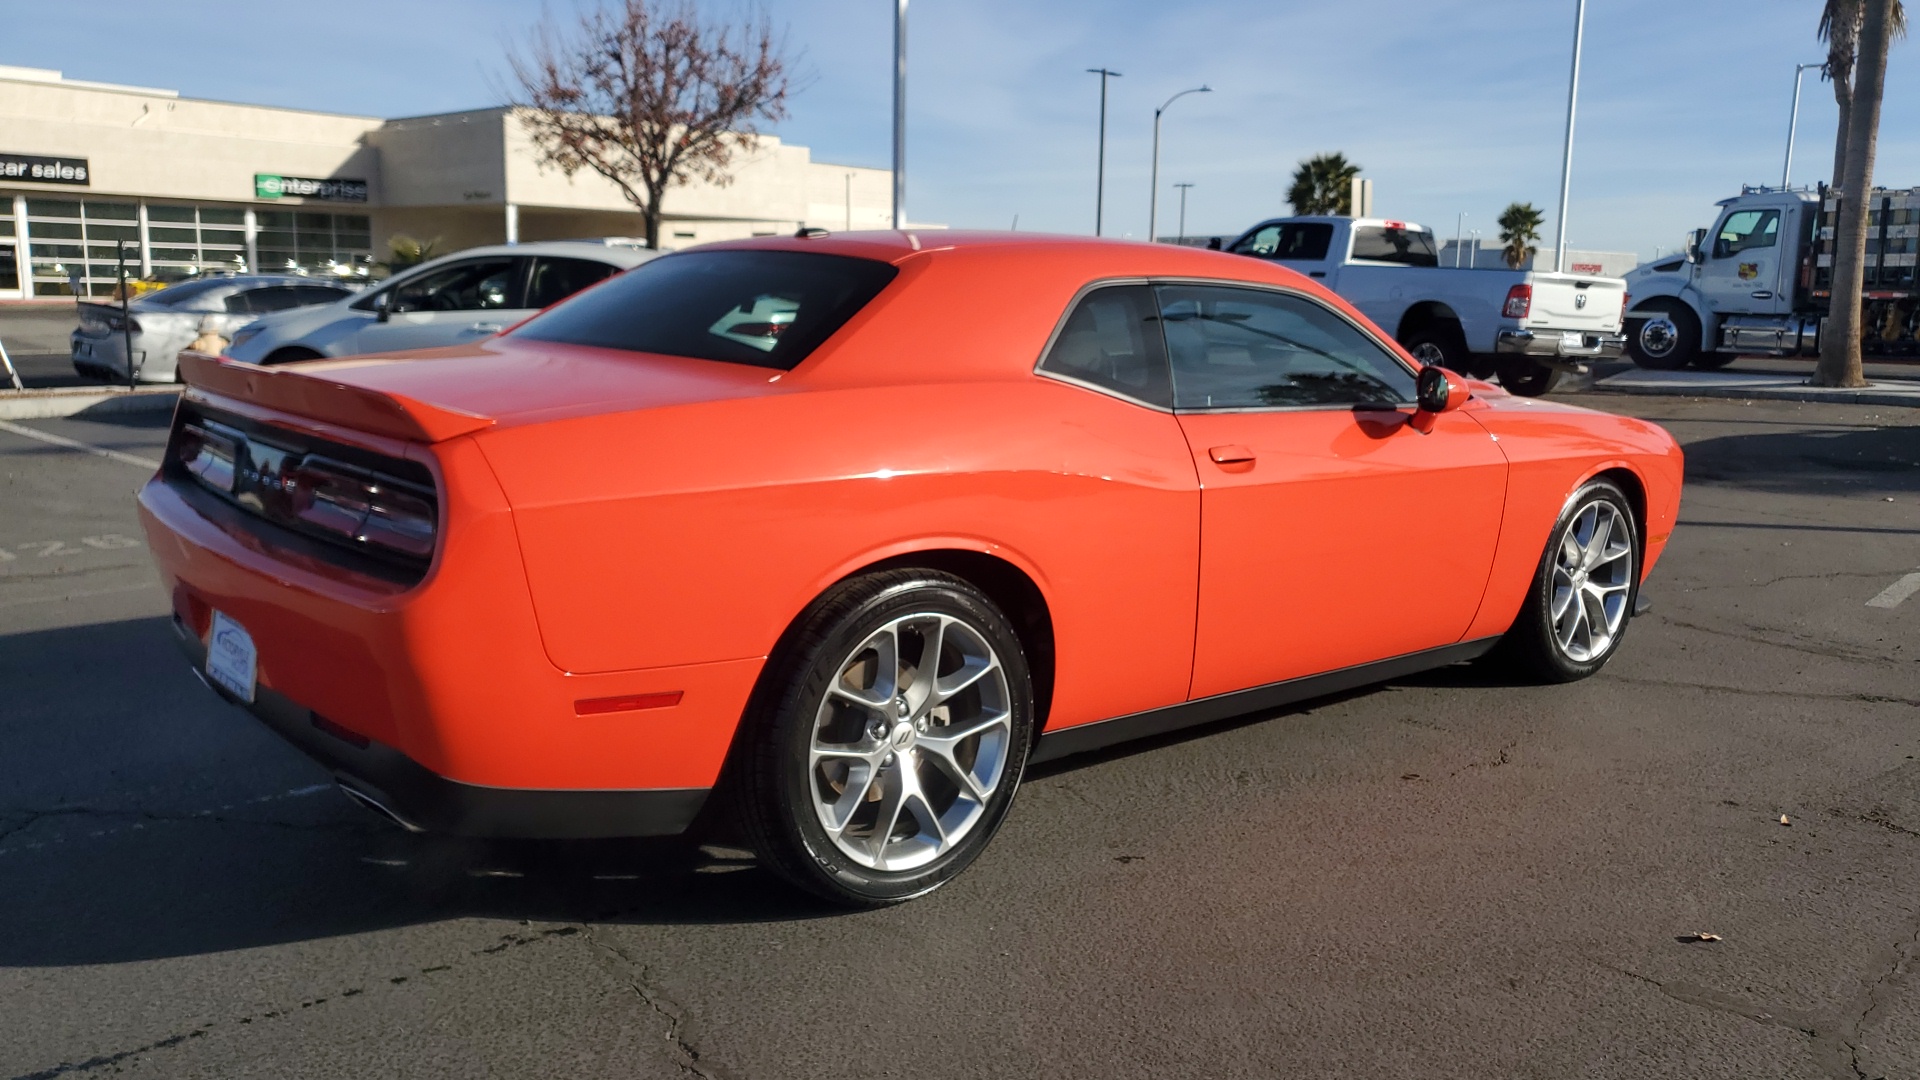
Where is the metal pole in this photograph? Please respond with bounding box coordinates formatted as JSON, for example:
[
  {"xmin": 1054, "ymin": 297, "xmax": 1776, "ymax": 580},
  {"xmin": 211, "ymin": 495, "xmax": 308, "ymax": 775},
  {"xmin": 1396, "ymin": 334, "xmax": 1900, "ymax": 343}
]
[
  {"xmin": 892, "ymin": 0, "xmax": 907, "ymax": 229},
  {"xmin": 1782, "ymin": 62, "xmax": 1822, "ymax": 188},
  {"xmin": 1086, "ymin": 68, "xmax": 1121, "ymax": 235},
  {"xmin": 1455, "ymin": 212, "xmax": 1466, "ymax": 267},
  {"xmin": 0, "ymin": 335, "xmax": 22, "ymax": 392},
  {"xmin": 1149, "ymin": 85, "xmax": 1210, "ymax": 243},
  {"xmin": 1175, "ymin": 182, "xmax": 1194, "ymax": 243},
  {"xmin": 1552, "ymin": 0, "xmax": 1586, "ymax": 274},
  {"xmin": 119, "ymin": 241, "xmax": 135, "ymax": 389}
]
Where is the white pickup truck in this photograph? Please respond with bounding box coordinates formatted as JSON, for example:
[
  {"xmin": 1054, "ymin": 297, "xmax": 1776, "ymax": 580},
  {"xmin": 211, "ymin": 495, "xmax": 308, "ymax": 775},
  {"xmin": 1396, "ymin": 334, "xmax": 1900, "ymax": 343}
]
[{"xmin": 1222, "ymin": 215, "xmax": 1629, "ymax": 395}]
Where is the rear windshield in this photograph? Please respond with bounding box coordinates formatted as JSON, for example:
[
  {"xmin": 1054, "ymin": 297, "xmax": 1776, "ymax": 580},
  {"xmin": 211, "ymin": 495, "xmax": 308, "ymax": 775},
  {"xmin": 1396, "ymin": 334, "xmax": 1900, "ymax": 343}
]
[
  {"xmin": 143, "ymin": 278, "xmax": 236, "ymax": 311},
  {"xmin": 510, "ymin": 249, "xmax": 899, "ymax": 370},
  {"xmin": 1350, "ymin": 226, "xmax": 1439, "ymax": 267},
  {"xmin": 1229, "ymin": 222, "xmax": 1333, "ymax": 261}
]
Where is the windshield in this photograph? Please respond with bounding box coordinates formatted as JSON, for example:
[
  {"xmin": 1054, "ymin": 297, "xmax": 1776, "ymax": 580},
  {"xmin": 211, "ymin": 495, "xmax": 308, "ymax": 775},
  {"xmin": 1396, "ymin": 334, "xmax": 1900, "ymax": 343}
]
[{"xmin": 509, "ymin": 250, "xmax": 898, "ymax": 370}]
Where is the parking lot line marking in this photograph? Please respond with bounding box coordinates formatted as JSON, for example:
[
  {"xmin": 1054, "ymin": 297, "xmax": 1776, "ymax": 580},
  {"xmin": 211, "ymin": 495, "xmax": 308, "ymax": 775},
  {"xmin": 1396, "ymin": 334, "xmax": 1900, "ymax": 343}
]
[
  {"xmin": 0, "ymin": 418, "xmax": 162, "ymax": 470},
  {"xmin": 1867, "ymin": 571, "xmax": 1920, "ymax": 609}
]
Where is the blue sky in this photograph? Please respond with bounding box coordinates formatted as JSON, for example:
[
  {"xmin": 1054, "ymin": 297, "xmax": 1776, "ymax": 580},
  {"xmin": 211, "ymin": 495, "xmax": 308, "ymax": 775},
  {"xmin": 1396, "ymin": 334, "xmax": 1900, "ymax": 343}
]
[{"xmin": 8, "ymin": 1, "xmax": 1917, "ymax": 259}]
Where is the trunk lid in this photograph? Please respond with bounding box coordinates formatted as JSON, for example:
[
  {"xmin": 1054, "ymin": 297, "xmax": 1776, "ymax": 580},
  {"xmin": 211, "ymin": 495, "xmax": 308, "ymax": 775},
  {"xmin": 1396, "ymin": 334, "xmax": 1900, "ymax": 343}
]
[{"xmin": 1525, "ymin": 272, "xmax": 1626, "ymax": 332}]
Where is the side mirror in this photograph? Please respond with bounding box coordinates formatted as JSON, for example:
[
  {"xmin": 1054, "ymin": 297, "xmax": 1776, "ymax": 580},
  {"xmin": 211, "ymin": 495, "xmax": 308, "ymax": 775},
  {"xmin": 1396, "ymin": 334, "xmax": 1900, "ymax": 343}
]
[
  {"xmin": 1684, "ymin": 228, "xmax": 1707, "ymax": 264},
  {"xmin": 374, "ymin": 290, "xmax": 393, "ymax": 323},
  {"xmin": 1411, "ymin": 365, "xmax": 1467, "ymax": 433}
]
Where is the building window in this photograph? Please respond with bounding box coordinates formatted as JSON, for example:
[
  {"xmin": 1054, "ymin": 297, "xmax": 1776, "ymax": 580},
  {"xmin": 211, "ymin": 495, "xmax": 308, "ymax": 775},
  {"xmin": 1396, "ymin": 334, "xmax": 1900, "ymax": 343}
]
[
  {"xmin": 146, "ymin": 203, "xmax": 249, "ymax": 281},
  {"xmin": 26, "ymin": 198, "xmax": 138, "ymax": 297},
  {"xmin": 255, "ymin": 210, "xmax": 373, "ymax": 279}
]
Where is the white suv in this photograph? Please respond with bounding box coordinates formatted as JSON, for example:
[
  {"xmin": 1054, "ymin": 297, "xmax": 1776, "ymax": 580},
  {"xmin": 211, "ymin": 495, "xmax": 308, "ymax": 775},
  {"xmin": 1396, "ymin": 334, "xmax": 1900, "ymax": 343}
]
[{"xmin": 223, "ymin": 240, "xmax": 657, "ymax": 364}]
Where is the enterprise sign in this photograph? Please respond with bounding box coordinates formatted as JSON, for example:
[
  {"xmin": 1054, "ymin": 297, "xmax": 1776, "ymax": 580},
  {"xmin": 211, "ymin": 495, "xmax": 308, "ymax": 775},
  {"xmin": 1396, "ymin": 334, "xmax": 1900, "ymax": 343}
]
[
  {"xmin": 1, "ymin": 152, "xmax": 90, "ymax": 186},
  {"xmin": 255, "ymin": 173, "xmax": 368, "ymax": 203}
]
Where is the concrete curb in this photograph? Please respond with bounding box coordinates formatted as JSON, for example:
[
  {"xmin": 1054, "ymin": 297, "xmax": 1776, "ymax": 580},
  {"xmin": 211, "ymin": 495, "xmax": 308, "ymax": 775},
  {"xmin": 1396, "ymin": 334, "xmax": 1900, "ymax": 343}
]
[
  {"xmin": 1589, "ymin": 371, "xmax": 1920, "ymax": 409},
  {"xmin": 0, "ymin": 387, "xmax": 180, "ymax": 420}
]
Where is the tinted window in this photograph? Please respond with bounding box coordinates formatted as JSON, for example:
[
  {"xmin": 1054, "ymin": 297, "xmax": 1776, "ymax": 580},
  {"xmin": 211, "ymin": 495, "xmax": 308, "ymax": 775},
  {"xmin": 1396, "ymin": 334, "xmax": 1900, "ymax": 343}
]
[
  {"xmin": 226, "ymin": 285, "xmax": 345, "ymax": 313},
  {"xmin": 389, "ymin": 257, "xmax": 519, "ymax": 313},
  {"xmin": 1713, "ymin": 209, "xmax": 1780, "ymax": 258},
  {"xmin": 511, "ymin": 250, "xmax": 898, "ymax": 371},
  {"xmin": 1350, "ymin": 226, "xmax": 1440, "ymax": 267},
  {"xmin": 1229, "ymin": 222, "xmax": 1334, "ymax": 261},
  {"xmin": 1157, "ymin": 285, "xmax": 1416, "ymax": 409},
  {"xmin": 525, "ymin": 256, "xmax": 618, "ymax": 309},
  {"xmin": 1038, "ymin": 285, "xmax": 1171, "ymax": 407}
]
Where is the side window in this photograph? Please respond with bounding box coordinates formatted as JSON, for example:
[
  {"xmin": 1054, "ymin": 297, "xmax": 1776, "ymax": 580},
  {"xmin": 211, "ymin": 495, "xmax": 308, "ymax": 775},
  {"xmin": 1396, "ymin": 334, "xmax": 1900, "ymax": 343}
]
[
  {"xmin": 389, "ymin": 258, "xmax": 520, "ymax": 313},
  {"xmin": 229, "ymin": 286, "xmax": 308, "ymax": 314},
  {"xmin": 525, "ymin": 256, "xmax": 618, "ymax": 309},
  {"xmin": 1228, "ymin": 223, "xmax": 1335, "ymax": 261},
  {"xmin": 1157, "ymin": 284, "xmax": 1416, "ymax": 410},
  {"xmin": 1713, "ymin": 210, "xmax": 1780, "ymax": 258},
  {"xmin": 1037, "ymin": 285, "xmax": 1171, "ymax": 408},
  {"xmin": 1349, "ymin": 226, "xmax": 1440, "ymax": 267},
  {"xmin": 1229, "ymin": 225, "xmax": 1283, "ymax": 258},
  {"xmin": 288, "ymin": 285, "xmax": 350, "ymax": 306}
]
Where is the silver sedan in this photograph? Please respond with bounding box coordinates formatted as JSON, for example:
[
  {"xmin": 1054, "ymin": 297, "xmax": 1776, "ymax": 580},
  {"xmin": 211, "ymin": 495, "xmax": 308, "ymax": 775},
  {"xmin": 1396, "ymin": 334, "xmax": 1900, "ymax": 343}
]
[{"xmin": 71, "ymin": 276, "xmax": 354, "ymax": 384}]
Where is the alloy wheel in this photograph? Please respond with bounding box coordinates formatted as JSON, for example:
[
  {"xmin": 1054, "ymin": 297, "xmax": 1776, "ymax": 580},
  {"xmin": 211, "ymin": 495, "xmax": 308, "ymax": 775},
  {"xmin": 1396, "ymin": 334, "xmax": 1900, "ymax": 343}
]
[
  {"xmin": 1549, "ymin": 499, "xmax": 1635, "ymax": 662},
  {"xmin": 808, "ymin": 613, "xmax": 1013, "ymax": 872}
]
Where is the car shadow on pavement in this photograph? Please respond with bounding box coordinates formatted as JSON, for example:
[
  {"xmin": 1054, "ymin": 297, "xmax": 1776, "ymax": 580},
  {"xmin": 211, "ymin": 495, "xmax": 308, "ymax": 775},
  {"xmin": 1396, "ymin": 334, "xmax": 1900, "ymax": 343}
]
[
  {"xmin": 1679, "ymin": 422, "xmax": 1920, "ymax": 498},
  {"xmin": 0, "ymin": 616, "xmax": 843, "ymax": 969}
]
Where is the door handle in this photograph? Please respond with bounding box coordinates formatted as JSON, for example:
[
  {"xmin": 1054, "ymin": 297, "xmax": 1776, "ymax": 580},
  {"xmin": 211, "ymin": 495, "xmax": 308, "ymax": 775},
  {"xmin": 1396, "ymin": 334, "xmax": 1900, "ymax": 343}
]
[
  {"xmin": 1208, "ymin": 444, "xmax": 1255, "ymax": 465},
  {"xmin": 1308, "ymin": 271, "xmax": 1327, "ymax": 278},
  {"xmin": 1749, "ymin": 290, "xmax": 1774, "ymax": 299},
  {"xmin": 466, "ymin": 321, "xmax": 505, "ymax": 334}
]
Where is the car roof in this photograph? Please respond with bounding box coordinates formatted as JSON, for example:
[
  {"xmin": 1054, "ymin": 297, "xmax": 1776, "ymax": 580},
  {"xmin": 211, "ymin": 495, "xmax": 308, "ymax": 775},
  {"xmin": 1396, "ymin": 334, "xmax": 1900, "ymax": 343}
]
[{"xmin": 412, "ymin": 241, "xmax": 660, "ymax": 268}]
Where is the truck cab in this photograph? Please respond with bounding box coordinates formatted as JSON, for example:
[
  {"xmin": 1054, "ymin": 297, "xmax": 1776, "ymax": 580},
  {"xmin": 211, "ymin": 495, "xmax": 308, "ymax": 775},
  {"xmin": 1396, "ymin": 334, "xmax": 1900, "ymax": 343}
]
[{"xmin": 1621, "ymin": 187, "xmax": 1822, "ymax": 369}]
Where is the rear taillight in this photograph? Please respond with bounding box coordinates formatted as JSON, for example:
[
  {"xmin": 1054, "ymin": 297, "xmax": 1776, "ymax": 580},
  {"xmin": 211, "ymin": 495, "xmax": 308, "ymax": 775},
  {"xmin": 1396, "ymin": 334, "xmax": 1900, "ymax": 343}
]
[
  {"xmin": 1503, "ymin": 284, "xmax": 1533, "ymax": 320},
  {"xmin": 1621, "ymin": 292, "xmax": 1631, "ymax": 322},
  {"xmin": 289, "ymin": 459, "xmax": 437, "ymax": 560}
]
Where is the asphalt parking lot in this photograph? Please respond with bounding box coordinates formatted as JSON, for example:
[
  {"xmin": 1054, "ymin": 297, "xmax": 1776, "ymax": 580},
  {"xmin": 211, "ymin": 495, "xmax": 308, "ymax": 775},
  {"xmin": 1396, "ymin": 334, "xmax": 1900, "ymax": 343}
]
[{"xmin": 3, "ymin": 388, "xmax": 1918, "ymax": 1080}]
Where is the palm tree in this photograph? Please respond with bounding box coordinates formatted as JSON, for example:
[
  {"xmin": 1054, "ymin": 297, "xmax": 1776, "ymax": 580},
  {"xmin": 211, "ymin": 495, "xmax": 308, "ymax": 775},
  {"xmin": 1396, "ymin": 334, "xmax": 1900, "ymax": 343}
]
[
  {"xmin": 1816, "ymin": 0, "xmax": 1903, "ymax": 388},
  {"xmin": 1819, "ymin": 0, "xmax": 1905, "ymax": 190},
  {"xmin": 1497, "ymin": 202, "xmax": 1545, "ymax": 269},
  {"xmin": 1287, "ymin": 153, "xmax": 1362, "ymax": 216}
]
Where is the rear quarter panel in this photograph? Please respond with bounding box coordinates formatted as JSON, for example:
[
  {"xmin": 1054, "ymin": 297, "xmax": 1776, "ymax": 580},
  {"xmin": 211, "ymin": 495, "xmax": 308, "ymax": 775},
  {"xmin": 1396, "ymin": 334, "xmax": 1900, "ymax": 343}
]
[
  {"xmin": 1462, "ymin": 396, "xmax": 1684, "ymax": 640},
  {"xmin": 474, "ymin": 377, "xmax": 1203, "ymax": 732}
]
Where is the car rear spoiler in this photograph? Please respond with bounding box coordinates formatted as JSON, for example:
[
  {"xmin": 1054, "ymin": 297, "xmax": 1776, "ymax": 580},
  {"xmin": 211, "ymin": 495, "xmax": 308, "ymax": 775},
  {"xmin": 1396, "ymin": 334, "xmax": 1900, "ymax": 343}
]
[{"xmin": 176, "ymin": 351, "xmax": 495, "ymax": 444}]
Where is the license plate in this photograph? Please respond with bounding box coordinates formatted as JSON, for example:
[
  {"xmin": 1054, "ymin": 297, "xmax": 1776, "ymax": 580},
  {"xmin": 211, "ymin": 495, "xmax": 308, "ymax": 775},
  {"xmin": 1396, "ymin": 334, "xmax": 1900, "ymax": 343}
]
[
  {"xmin": 1561, "ymin": 331, "xmax": 1586, "ymax": 350},
  {"xmin": 205, "ymin": 611, "xmax": 258, "ymax": 703}
]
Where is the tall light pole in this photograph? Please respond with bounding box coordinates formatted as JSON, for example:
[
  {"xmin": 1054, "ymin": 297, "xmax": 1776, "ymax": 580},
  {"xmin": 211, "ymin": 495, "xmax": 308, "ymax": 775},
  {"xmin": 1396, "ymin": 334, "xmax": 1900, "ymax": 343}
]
[
  {"xmin": 1149, "ymin": 84, "xmax": 1210, "ymax": 243},
  {"xmin": 1174, "ymin": 182, "xmax": 1195, "ymax": 243},
  {"xmin": 1782, "ymin": 61, "xmax": 1824, "ymax": 188},
  {"xmin": 892, "ymin": 0, "xmax": 907, "ymax": 229},
  {"xmin": 1454, "ymin": 211, "xmax": 1467, "ymax": 267},
  {"xmin": 1552, "ymin": 0, "xmax": 1586, "ymax": 274},
  {"xmin": 1086, "ymin": 67, "xmax": 1122, "ymax": 236}
]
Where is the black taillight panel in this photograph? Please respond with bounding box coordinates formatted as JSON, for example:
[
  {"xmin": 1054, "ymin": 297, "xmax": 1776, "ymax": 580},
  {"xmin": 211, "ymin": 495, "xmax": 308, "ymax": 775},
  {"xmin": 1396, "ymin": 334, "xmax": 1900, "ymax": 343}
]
[{"xmin": 164, "ymin": 402, "xmax": 440, "ymax": 584}]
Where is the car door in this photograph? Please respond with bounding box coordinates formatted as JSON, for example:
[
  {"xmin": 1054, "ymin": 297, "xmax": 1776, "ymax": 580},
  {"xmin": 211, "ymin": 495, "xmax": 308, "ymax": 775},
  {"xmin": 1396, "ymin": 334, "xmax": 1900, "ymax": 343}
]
[
  {"xmin": 1699, "ymin": 206, "xmax": 1789, "ymax": 316},
  {"xmin": 1160, "ymin": 283, "xmax": 1509, "ymax": 700},
  {"xmin": 345, "ymin": 256, "xmax": 526, "ymax": 354}
]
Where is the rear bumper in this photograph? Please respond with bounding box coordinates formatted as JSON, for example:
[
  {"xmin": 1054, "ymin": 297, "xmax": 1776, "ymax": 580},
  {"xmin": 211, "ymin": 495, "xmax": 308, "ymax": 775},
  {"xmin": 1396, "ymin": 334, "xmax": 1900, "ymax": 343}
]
[
  {"xmin": 170, "ymin": 616, "xmax": 710, "ymax": 838},
  {"xmin": 1496, "ymin": 329, "xmax": 1626, "ymax": 364}
]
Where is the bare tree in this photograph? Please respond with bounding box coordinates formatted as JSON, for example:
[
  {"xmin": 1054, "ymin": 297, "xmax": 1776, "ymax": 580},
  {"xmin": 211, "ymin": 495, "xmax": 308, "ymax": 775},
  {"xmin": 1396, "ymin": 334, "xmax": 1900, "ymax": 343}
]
[
  {"xmin": 1816, "ymin": 0, "xmax": 1900, "ymax": 388},
  {"xmin": 508, "ymin": 1, "xmax": 796, "ymax": 249}
]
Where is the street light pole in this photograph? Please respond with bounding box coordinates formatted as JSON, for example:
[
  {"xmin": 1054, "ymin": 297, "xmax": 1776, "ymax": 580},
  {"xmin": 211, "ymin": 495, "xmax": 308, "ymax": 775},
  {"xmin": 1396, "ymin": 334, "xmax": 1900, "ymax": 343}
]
[
  {"xmin": 1086, "ymin": 68, "xmax": 1122, "ymax": 236},
  {"xmin": 1782, "ymin": 61, "xmax": 1823, "ymax": 188},
  {"xmin": 1455, "ymin": 211, "xmax": 1467, "ymax": 268},
  {"xmin": 1174, "ymin": 182, "xmax": 1195, "ymax": 243},
  {"xmin": 1552, "ymin": 0, "xmax": 1586, "ymax": 274},
  {"xmin": 1149, "ymin": 84, "xmax": 1210, "ymax": 243},
  {"xmin": 892, "ymin": 0, "xmax": 907, "ymax": 229}
]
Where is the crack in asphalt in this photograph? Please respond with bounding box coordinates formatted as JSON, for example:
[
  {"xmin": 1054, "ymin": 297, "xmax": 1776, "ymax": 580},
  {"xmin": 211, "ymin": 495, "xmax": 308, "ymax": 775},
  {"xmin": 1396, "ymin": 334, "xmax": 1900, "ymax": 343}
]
[
  {"xmin": 579, "ymin": 924, "xmax": 727, "ymax": 1079},
  {"xmin": 1602, "ymin": 675, "xmax": 1920, "ymax": 710},
  {"xmin": 1679, "ymin": 569, "xmax": 1900, "ymax": 592},
  {"xmin": 0, "ymin": 787, "xmax": 351, "ymax": 855},
  {"xmin": 5, "ymin": 925, "xmax": 591, "ymax": 1080},
  {"xmin": 1656, "ymin": 616, "xmax": 1895, "ymax": 666}
]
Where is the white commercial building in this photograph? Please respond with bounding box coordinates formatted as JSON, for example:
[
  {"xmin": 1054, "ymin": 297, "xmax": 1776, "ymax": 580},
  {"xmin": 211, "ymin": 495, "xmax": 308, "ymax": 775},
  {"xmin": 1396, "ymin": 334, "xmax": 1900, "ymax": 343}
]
[{"xmin": 0, "ymin": 65, "xmax": 894, "ymax": 299}]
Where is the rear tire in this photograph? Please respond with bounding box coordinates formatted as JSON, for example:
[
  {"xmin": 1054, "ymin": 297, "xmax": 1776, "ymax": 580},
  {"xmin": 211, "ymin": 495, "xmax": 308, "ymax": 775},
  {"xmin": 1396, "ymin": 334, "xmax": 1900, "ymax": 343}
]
[
  {"xmin": 1626, "ymin": 301, "xmax": 1699, "ymax": 370},
  {"xmin": 1495, "ymin": 357, "xmax": 1562, "ymax": 396},
  {"xmin": 733, "ymin": 569, "xmax": 1035, "ymax": 907},
  {"xmin": 1492, "ymin": 480, "xmax": 1640, "ymax": 683},
  {"xmin": 1401, "ymin": 324, "xmax": 1469, "ymax": 372}
]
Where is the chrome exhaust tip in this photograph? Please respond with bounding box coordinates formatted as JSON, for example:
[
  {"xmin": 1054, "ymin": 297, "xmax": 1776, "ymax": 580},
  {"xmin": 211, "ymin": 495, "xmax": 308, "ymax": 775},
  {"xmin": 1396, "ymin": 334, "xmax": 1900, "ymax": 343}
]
[{"xmin": 336, "ymin": 780, "xmax": 425, "ymax": 833}]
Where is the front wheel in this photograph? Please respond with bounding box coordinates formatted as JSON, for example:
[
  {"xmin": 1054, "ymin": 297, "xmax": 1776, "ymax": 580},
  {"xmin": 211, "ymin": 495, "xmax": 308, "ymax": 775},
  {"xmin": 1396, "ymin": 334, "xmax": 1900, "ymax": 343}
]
[
  {"xmin": 734, "ymin": 570, "xmax": 1034, "ymax": 907},
  {"xmin": 1493, "ymin": 480, "xmax": 1639, "ymax": 683},
  {"xmin": 1495, "ymin": 356, "xmax": 1562, "ymax": 396},
  {"xmin": 1625, "ymin": 302, "xmax": 1699, "ymax": 370}
]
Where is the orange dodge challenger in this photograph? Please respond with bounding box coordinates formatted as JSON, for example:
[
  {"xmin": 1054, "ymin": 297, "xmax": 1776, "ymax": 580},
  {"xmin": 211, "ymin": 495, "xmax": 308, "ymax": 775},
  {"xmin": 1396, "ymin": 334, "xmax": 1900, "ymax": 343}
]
[{"xmin": 139, "ymin": 232, "xmax": 1683, "ymax": 905}]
